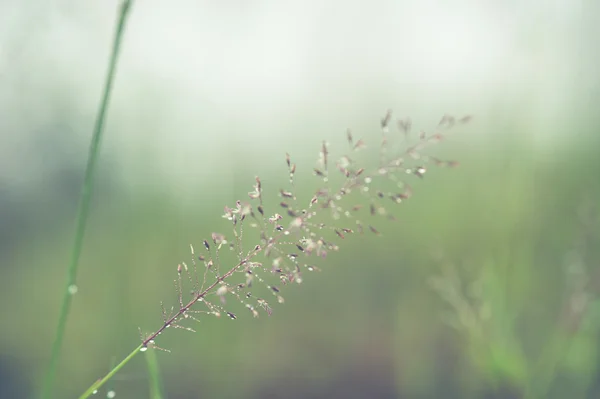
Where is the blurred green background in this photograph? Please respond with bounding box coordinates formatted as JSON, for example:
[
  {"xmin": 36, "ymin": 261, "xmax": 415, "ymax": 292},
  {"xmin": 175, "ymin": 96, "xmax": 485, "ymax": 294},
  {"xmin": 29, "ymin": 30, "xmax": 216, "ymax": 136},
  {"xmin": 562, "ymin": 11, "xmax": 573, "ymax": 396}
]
[{"xmin": 1, "ymin": 1, "xmax": 600, "ymax": 398}]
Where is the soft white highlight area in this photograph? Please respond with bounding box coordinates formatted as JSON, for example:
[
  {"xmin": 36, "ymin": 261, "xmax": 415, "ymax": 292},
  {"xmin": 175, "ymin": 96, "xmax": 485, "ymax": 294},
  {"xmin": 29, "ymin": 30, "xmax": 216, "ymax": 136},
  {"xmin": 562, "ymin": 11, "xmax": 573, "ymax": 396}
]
[{"xmin": 0, "ymin": 0, "xmax": 594, "ymax": 194}]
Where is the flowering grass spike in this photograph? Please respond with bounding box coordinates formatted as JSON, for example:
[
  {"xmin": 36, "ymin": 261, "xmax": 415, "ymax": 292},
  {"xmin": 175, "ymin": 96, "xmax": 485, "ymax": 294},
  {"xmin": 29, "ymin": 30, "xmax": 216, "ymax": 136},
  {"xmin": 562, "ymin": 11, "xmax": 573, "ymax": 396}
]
[
  {"xmin": 138, "ymin": 110, "xmax": 470, "ymax": 350},
  {"xmin": 78, "ymin": 110, "xmax": 469, "ymax": 398}
]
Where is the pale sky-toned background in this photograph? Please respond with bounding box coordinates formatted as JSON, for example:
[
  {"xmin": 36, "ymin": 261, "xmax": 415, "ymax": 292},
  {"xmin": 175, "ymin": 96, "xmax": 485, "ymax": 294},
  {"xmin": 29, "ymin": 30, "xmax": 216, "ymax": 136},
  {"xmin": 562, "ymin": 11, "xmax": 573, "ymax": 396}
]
[{"xmin": 1, "ymin": 0, "xmax": 596, "ymax": 199}]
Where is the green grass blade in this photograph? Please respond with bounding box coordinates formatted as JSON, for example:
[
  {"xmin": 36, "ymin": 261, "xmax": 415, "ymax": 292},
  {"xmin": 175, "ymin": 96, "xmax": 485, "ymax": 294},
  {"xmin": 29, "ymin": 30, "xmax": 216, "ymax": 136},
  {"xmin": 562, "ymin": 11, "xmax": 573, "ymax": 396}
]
[
  {"xmin": 78, "ymin": 344, "xmax": 144, "ymax": 399},
  {"xmin": 39, "ymin": 1, "xmax": 134, "ymax": 398},
  {"xmin": 145, "ymin": 348, "xmax": 165, "ymax": 399}
]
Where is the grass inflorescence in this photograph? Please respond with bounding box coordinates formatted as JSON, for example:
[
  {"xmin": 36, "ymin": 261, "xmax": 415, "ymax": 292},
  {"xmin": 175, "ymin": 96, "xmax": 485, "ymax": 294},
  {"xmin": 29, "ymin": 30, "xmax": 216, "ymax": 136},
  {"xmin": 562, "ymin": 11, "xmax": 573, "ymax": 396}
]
[
  {"xmin": 137, "ymin": 111, "xmax": 469, "ymax": 351},
  {"xmin": 38, "ymin": 2, "xmax": 471, "ymax": 397},
  {"xmin": 77, "ymin": 110, "xmax": 469, "ymax": 398}
]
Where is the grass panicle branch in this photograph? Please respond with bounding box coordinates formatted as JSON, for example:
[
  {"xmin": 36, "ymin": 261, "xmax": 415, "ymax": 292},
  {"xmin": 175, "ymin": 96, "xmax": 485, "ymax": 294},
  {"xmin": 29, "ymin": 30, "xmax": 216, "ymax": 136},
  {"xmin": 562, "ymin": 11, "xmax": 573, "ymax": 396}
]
[
  {"xmin": 40, "ymin": 1, "xmax": 133, "ymax": 399},
  {"xmin": 78, "ymin": 110, "xmax": 470, "ymax": 397}
]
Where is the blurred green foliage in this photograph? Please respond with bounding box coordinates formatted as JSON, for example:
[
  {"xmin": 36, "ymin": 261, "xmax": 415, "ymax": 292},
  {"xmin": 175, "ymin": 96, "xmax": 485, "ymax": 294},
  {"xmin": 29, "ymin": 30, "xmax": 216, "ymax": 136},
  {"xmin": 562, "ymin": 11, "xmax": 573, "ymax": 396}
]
[{"xmin": 2, "ymin": 108, "xmax": 600, "ymax": 398}]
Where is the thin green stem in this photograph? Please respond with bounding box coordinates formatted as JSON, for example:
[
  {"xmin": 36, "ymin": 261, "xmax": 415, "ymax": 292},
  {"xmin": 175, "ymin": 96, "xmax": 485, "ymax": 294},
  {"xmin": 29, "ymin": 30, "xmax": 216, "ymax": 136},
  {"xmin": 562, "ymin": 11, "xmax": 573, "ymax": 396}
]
[
  {"xmin": 145, "ymin": 346, "xmax": 165, "ymax": 399},
  {"xmin": 78, "ymin": 345, "xmax": 144, "ymax": 399},
  {"xmin": 39, "ymin": 2, "xmax": 133, "ymax": 398},
  {"xmin": 76, "ymin": 246, "xmax": 264, "ymax": 398}
]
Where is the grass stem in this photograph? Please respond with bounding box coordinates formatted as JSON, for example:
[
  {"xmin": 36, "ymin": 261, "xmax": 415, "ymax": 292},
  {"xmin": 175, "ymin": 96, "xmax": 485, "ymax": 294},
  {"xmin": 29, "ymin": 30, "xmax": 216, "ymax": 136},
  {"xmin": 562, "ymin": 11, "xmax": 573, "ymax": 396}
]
[{"xmin": 39, "ymin": 2, "xmax": 133, "ymax": 398}]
